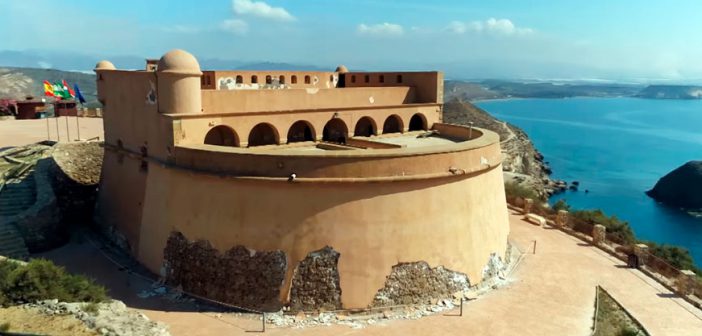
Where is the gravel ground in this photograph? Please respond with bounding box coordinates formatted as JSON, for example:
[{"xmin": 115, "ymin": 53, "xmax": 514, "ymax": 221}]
[{"xmin": 23, "ymin": 299, "xmax": 171, "ymax": 336}]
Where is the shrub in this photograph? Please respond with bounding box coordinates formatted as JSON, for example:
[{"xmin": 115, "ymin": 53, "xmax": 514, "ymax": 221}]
[
  {"xmin": 0, "ymin": 258, "xmax": 108, "ymax": 306},
  {"xmin": 571, "ymin": 209, "xmax": 636, "ymax": 244},
  {"xmin": 0, "ymin": 322, "xmax": 10, "ymax": 332},
  {"xmin": 504, "ymin": 181, "xmax": 541, "ymax": 201},
  {"xmin": 552, "ymin": 199, "xmax": 571, "ymax": 212},
  {"xmin": 82, "ymin": 302, "xmax": 100, "ymax": 315},
  {"xmin": 640, "ymin": 240, "xmax": 698, "ymax": 273}
]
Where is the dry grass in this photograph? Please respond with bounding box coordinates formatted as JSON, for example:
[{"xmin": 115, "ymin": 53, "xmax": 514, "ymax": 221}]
[{"xmin": 0, "ymin": 306, "xmax": 98, "ymax": 336}]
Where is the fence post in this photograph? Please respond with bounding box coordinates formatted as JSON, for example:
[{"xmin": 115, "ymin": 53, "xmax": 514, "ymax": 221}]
[
  {"xmin": 523, "ymin": 198, "xmax": 533, "ymax": 215},
  {"xmin": 633, "ymin": 243, "xmax": 649, "ymax": 268},
  {"xmin": 592, "ymin": 224, "xmax": 606, "ymax": 246},
  {"xmin": 556, "ymin": 210, "xmax": 568, "ymax": 227}
]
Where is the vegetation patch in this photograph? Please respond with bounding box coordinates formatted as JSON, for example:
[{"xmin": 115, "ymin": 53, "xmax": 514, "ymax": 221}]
[
  {"xmin": 593, "ymin": 286, "xmax": 648, "ymax": 336},
  {"xmin": 0, "ymin": 258, "xmax": 107, "ymax": 306},
  {"xmin": 504, "ymin": 181, "xmax": 542, "ymax": 202}
]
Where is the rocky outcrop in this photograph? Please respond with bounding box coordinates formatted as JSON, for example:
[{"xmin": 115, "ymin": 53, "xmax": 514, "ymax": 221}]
[
  {"xmin": 647, "ymin": 161, "xmax": 702, "ymax": 209},
  {"xmin": 49, "ymin": 142, "xmax": 103, "ymax": 224},
  {"xmin": 162, "ymin": 232, "xmax": 288, "ymax": 312},
  {"xmin": 371, "ymin": 261, "xmax": 470, "ymax": 307},
  {"xmin": 289, "ymin": 246, "xmax": 342, "ymax": 311}
]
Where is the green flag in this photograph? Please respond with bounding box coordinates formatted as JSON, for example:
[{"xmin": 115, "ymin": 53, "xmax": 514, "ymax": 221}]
[{"xmin": 53, "ymin": 81, "xmax": 71, "ymax": 99}]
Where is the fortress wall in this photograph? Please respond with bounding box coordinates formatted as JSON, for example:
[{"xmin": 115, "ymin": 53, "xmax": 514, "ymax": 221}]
[
  {"xmin": 172, "ymin": 104, "xmax": 441, "ymax": 147},
  {"xmin": 171, "ymin": 132, "xmax": 500, "ymax": 179},
  {"xmin": 203, "ymin": 70, "xmax": 340, "ymax": 90},
  {"xmin": 96, "ymin": 70, "xmax": 175, "ymax": 161},
  {"xmin": 136, "ymin": 159, "xmax": 509, "ymax": 309},
  {"xmin": 201, "ymin": 87, "xmax": 416, "ymax": 114},
  {"xmin": 344, "ymin": 72, "xmax": 443, "ymax": 104}
]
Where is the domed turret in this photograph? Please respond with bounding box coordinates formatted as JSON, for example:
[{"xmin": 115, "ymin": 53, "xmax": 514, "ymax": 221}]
[
  {"xmin": 156, "ymin": 49, "xmax": 202, "ymax": 115},
  {"xmin": 335, "ymin": 65, "xmax": 349, "ymax": 73},
  {"xmin": 94, "ymin": 60, "xmax": 116, "ymax": 71},
  {"xmin": 157, "ymin": 49, "xmax": 201, "ymax": 75}
]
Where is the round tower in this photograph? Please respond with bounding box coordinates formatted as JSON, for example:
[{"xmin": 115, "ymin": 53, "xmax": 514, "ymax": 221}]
[
  {"xmin": 94, "ymin": 60, "xmax": 116, "ymax": 104},
  {"xmin": 156, "ymin": 49, "xmax": 202, "ymax": 114}
]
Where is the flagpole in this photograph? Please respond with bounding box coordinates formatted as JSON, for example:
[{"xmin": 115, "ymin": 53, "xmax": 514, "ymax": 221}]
[
  {"xmin": 65, "ymin": 111, "xmax": 70, "ymax": 142},
  {"xmin": 46, "ymin": 116, "xmax": 51, "ymax": 141},
  {"xmin": 76, "ymin": 112, "xmax": 81, "ymax": 141}
]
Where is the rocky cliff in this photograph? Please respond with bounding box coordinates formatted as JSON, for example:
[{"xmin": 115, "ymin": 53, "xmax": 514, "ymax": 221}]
[
  {"xmin": 443, "ymin": 98, "xmax": 563, "ymax": 197},
  {"xmin": 647, "ymin": 161, "xmax": 702, "ymax": 209}
]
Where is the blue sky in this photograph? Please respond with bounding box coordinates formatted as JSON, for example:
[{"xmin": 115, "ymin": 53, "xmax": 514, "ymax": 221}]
[{"xmin": 2, "ymin": 0, "xmax": 702, "ymax": 81}]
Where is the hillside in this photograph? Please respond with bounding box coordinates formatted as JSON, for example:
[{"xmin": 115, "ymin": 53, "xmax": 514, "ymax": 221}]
[
  {"xmin": 445, "ymin": 80, "xmax": 644, "ymax": 101},
  {"xmin": 636, "ymin": 85, "xmax": 702, "ymax": 99},
  {"xmin": 0, "ymin": 67, "xmax": 97, "ymax": 106},
  {"xmin": 443, "ymin": 98, "xmax": 561, "ymax": 196}
]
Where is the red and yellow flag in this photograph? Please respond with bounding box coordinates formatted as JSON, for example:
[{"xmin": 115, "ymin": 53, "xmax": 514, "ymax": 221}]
[{"xmin": 43, "ymin": 80, "xmax": 54, "ymax": 97}]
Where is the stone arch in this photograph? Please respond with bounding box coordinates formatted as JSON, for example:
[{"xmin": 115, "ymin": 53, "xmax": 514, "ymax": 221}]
[
  {"xmin": 248, "ymin": 123, "xmax": 279, "ymax": 147},
  {"xmin": 382, "ymin": 114, "xmax": 404, "ymax": 134},
  {"xmin": 354, "ymin": 117, "xmax": 377, "ymax": 137},
  {"xmin": 287, "ymin": 120, "xmax": 316, "ymax": 143},
  {"xmin": 204, "ymin": 125, "xmax": 239, "ymax": 147},
  {"xmin": 323, "ymin": 118, "xmax": 349, "ymax": 143},
  {"xmin": 408, "ymin": 113, "xmax": 428, "ymax": 131}
]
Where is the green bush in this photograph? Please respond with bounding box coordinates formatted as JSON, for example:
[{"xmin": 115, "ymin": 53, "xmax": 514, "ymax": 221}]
[
  {"xmin": 0, "ymin": 259, "xmax": 107, "ymax": 306},
  {"xmin": 571, "ymin": 209, "xmax": 636, "ymax": 244},
  {"xmin": 640, "ymin": 241, "xmax": 698, "ymax": 273},
  {"xmin": 0, "ymin": 322, "xmax": 10, "ymax": 332},
  {"xmin": 552, "ymin": 199, "xmax": 571, "ymax": 211},
  {"xmin": 504, "ymin": 181, "xmax": 541, "ymax": 201}
]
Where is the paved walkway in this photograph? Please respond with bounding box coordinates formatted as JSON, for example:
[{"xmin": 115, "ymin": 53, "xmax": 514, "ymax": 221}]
[{"xmin": 38, "ymin": 210, "xmax": 702, "ymax": 335}]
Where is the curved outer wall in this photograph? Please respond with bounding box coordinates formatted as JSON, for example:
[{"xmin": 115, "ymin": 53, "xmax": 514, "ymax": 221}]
[{"xmin": 120, "ymin": 154, "xmax": 509, "ymax": 309}]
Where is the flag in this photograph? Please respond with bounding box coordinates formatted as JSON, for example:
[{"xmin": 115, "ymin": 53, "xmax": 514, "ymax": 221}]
[
  {"xmin": 53, "ymin": 81, "xmax": 71, "ymax": 100},
  {"xmin": 43, "ymin": 80, "xmax": 55, "ymax": 97},
  {"xmin": 62, "ymin": 80, "xmax": 75, "ymax": 98},
  {"xmin": 73, "ymin": 83, "xmax": 86, "ymax": 104}
]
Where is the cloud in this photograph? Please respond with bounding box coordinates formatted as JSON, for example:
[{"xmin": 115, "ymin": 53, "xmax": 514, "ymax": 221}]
[
  {"xmin": 37, "ymin": 61, "xmax": 52, "ymax": 69},
  {"xmin": 220, "ymin": 19, "xmax": 249, "ymax": 35},
  {"xmin": 232, "ymin": 0, "xmax": 295, "ymax": 22},
  {"xmin": 160, "ymin": 25, "xmax": 201, "ymax": 34},
  {"xmin": 357, "ymin": 23, "xmax": 404, "ymax": 36},
  {"xmin": 448, "ymin": 18, "xmax": 533, "ymax": 36}
]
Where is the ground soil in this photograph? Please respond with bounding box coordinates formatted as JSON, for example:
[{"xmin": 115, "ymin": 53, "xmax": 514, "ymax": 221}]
[{"xmin": 0, "ymin": 306, "xmax": 98, "ymax": 336}]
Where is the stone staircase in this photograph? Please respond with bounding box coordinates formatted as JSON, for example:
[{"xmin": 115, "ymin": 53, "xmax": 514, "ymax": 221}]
[{"xmin": 0, "ymin": 174, "xmax": 36, "ymax": 260}]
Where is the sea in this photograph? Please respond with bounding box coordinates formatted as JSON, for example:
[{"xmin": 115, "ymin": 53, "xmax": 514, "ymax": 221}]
[{"xmin": 476, "ymin": 97, "xmax": 702, "ymax": 264}]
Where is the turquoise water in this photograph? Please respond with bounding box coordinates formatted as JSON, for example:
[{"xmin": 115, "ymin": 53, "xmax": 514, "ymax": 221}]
[{"xmin": 477, "ymin": 98, "xmax": 702, "ymax": 263}]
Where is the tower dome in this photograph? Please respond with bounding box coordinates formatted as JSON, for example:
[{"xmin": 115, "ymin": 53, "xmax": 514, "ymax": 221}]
[
  {"xmin": 157, "ymin": 49, "xmax": 201, "ymax": 75},
  {"xmin": 335, "ymin": 65, "xmax": 349, "ymax": 73},
  {"xmin": 94, "ymin": 60, "xmax": 116, "ymax": 71}
]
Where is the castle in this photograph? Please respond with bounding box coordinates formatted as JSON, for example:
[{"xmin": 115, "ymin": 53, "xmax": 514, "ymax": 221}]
[{"xmin": 94, "ymin": 49, "xmax": 509, "ymax": 311}]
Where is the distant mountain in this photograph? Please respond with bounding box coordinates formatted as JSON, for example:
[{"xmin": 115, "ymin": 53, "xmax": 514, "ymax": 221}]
[
  {"xmin": 235, "ymin": 62, "xmax": 330, "ymax": 71},
  {"xmin": 636, "ymin": 85, "xmax": 702, "ymax": 99},
  {"xmin": 0, "ymin": 67, "xmax": 97, "ymax": 106},
  {"xmin": 445, "ymin": 79, "xmax": 647, "ymax": 101}
]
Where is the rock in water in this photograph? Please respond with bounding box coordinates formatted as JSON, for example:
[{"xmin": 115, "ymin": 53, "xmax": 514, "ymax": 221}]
[{"xmin": 646, "ymin": 161, "xmax": 702, "ymax": 209}]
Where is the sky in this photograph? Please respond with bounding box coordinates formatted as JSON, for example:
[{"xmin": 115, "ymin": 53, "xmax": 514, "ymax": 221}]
[{"xmin": 2, "ymin": 0, "xmax": 702, "ymax": 82}]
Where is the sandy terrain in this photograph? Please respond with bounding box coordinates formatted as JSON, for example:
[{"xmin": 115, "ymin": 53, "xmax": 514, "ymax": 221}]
[{"xmin": 0, "ymin": 117, "xmax": 103, "ymax": 147}]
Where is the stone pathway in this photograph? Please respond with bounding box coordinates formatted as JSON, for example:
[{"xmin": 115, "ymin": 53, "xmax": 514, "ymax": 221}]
[{"xmin": 37, "ymin": 210, "xmax": 702, "ymax": 336}]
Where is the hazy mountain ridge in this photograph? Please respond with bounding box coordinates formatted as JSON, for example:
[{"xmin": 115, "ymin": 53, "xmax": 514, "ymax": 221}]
[
  {"xmin": 0, "ymin": 67, "xmax": 98, "ymax": 106},
  {"xmin": 636, "ymin": 85, "xmax": 702, "ymax": 99}
]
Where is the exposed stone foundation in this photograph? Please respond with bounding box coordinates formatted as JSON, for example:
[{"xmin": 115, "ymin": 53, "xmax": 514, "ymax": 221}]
[
  {"xmin": 371, "ymin": 261, "xmax": 471, "ymax": 307},
  {"xmin": 163, "ymin": 232, "xmax": 287, "ymax": 312},
  {"xmin": 289, "ymin": 246, "xmax": 342, "ymax": 311}
]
